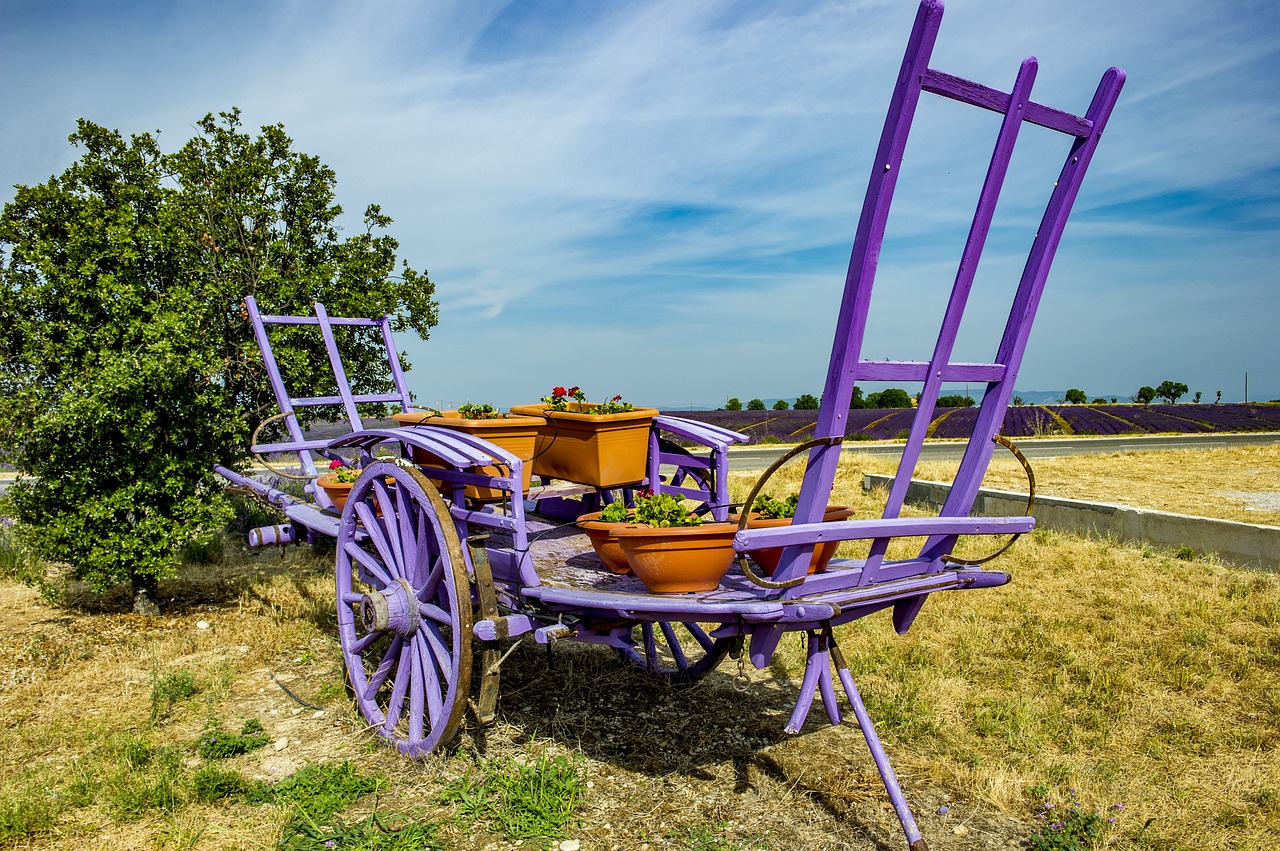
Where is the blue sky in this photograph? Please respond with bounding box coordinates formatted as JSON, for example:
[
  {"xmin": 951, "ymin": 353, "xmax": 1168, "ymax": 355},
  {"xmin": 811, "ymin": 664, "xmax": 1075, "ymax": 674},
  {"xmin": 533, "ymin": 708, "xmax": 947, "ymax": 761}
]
[{"xmin": 2, "ymin": 0, "xmax": 1278, "ymax": 409}]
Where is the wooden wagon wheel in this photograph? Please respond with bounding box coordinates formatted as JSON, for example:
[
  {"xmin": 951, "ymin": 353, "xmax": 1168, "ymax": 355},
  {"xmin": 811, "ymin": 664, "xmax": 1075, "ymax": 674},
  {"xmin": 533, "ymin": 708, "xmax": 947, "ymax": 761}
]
[
  {"xmin": 614, "ymin": 621, "xmax": 732, "ymax": 685},
  {"xmin": 335, "ymin": 462, "xmax": 473, "ymax": 756}
]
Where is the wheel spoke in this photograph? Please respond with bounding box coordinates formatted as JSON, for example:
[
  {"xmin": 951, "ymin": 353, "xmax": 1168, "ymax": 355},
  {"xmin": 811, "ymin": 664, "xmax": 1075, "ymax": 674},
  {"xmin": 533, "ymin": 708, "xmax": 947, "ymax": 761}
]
[
  {"xmin": 355, "ymin": 502, "xmax": 401, "ymax": 580},
  {"xmin": 407, "ymin": 635, "xmax": 426, "ymax": 744},
  {"xmin": 384, "ymin": 638, "xmax": 413, "ymax": 732},
  {"xmin": 395, "ymin": 485, "xmax": 421, "ymax": 582},
  {"xmin": 684, "ymin": 622, "xmax": 715, "ymax": 652},
  {"xmin": 659, "ymin": 621, "xmax": 689, "ymax": 670},
  {"xmin": 341, "ymin": 592, "xmax": 365, "ymax": 605},
  {"xmin": 372, "ymin": 478, "xmax": 406, "ymax": 572},
  {"xmin": 352, "ymin": 628, "xmax": 386, "ymax": 656},
  {"xmin": 362, "ymin": 635, "xmax": 402, "ymax": 702},
  {"xmin": 421, "ymin": 620, "xmax": 453, "ymax": 682},
  {"xmin": 416, "ymin": 556, "xmax": 445, "ymax": 603},
  {"xmin": 345, "ymin": 541, "xmax": 393, "ymax": 587},
  {"xmin": 414, "ymin": 631, "xmax": 444, "ymax": 728},
  {"xmin": 418, "ymin": 601, "xmax": 452, "ymax": 626}
]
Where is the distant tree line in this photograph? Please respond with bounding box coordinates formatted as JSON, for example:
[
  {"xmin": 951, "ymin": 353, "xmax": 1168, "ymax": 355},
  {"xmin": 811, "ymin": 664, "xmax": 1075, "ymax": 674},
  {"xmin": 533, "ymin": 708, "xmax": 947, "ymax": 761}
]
[{"xmin": 722, "ymin": 387, "xmax": 979, "ymax": 411}]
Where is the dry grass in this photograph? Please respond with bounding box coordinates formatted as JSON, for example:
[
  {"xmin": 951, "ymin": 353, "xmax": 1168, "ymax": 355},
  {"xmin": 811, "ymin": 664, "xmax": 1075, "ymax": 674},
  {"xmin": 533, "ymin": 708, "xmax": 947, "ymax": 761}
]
[
  {"xmin": 0, "ymin": 446, "xmax": 1277, "ymax": 850},
  {"xmin": 876, "ymin": 442, "xmax": 1280, "ymax": 527}
]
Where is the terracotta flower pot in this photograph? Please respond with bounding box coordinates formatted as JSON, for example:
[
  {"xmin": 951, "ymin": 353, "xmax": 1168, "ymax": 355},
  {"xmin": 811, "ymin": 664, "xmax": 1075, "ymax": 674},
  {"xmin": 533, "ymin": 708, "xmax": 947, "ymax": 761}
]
[
  {"xmin": 508, "ymin": 402, "xmax": 658, "ymax": 488},
  {"xmin": 738, "ymin": 505, "xmax": 855, "ymax": 575},
  {"xmin": 317, "ymin": 473, "xmax": 357, "ymax": 511},
  {"xmin": 318, "ymin": 472, "xmax": 395, "ymax": 514},
  {"xmin": 614, "ymin": 522, "xmax": 739, "ymax": 593},
  {"xmin": 392, "ymin": 410, "xmax": 544, "ymax": 501},
  {"xmin": 575, "ymin": 511, "xmax": 634, "ymax": 574}
]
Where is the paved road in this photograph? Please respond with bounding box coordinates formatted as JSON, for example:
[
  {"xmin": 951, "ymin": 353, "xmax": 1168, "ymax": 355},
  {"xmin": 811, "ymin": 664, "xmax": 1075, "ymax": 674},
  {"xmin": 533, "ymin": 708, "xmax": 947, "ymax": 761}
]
[
  {"xmin": 3, "ymin": 433, "xmax": 1276, "ymax": 496},
  {"xmin": 725, "ymin": 432, "xmax": 1280, "ymax": 471}
]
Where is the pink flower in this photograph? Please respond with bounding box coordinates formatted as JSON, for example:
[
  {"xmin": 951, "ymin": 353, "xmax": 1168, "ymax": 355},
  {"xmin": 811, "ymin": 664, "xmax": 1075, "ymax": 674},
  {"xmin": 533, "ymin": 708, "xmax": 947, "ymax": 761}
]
[{"xmin": 328, "ymin": 459, "xmax": 343, "ymax": 470}]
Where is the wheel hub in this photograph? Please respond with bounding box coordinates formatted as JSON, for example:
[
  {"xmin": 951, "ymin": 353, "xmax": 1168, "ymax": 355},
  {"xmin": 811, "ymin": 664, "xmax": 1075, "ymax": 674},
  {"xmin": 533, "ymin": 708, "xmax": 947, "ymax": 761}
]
[{"xmin": 358, "ymin": 578, "xmax": 419, "ymax": 637}]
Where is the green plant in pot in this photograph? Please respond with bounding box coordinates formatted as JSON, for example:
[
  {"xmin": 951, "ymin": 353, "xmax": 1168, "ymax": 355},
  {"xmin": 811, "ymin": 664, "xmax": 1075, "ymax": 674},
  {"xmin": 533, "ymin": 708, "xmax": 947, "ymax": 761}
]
[
  {"xmin": 613, "ymin": 490, "xmax": 738, "ymax": 593},
  {"xmin": 738, "ymin": 493, "xmax": 855, "ymax": 576}
]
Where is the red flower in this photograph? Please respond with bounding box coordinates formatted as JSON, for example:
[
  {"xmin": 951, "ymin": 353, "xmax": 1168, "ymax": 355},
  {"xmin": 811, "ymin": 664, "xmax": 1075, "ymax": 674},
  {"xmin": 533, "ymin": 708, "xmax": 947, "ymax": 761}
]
[
  {"xmin": 552, "ymin": 386, "xmax": 567, "ymax": 398},
  {"xmin": 567, "ymin": 386, "xmax": 580, "ymax": 397},
  {"xmin": 611, "ymin": 394, "xmax": 622, "ymax": 402}
]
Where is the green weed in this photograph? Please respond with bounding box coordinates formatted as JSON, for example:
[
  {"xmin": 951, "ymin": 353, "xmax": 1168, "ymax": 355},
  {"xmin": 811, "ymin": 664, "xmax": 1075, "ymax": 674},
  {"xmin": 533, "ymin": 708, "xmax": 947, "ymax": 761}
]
[
  {"xmin": 254, "ymin": 760, "xmax": 386, "ymax": 831},
  {"xmin": 150, "ymin": 670, "xmax": 198, "ymax": 722},
  {"xmin": 279, "ymin": 811, "xmax": 444, "ymax": 851},
  {"xmin": 197, "ymin": 717, "xmax": 269, "ymax": 759},
  {"xmin": 442, "ymin": 754, "xmax": 585, "ymax": 845},
  {"xmin": 0, "ymin": 780, "xmax": 59, "ymax": 844},
  {"xmin": 191, "ymin": 765, "xmax": 259, "ymax": 803},
  {"xmin": 105, "ymin": 737, "xmax": 187, "ymax": 820},
  {"xmin": 667, "ymin": 822, "xmax": 769, "ymax": 850}
]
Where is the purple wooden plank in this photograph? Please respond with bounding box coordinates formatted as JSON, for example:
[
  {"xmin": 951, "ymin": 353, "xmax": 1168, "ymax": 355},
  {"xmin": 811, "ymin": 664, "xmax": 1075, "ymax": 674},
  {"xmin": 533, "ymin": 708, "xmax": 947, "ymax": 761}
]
[
  {"xmin": 735, "ymin": 515, "xmax": 1034, "ymax": 551},
  {"xmin": 922, "ymin": 68, "xmax": 1094, "ymax": 138},
  {"xmin": 314, "ymin": 302, "xmax": 364, "ymax": 432},
  {"xmin": 257, "ymin": 314, "xmax": 384, "ymax": 327},
  {"xmin": 856, "ymin": 360, "xmax": 1007, "ymax": 383}
]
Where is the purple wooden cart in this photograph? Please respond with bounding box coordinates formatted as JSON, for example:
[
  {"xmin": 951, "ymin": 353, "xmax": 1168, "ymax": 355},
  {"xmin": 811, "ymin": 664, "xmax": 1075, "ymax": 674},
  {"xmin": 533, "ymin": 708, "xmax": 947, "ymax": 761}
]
[{"xmin": 216, "ymin": 4, "xmax": 1123, "ymax": 847}]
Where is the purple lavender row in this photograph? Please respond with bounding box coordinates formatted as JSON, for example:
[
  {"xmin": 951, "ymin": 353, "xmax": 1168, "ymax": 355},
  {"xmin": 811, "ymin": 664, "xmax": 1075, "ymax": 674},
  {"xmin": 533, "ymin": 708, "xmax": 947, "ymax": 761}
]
[{"xmin": 663, "ymin": 403, "xmax": 1280, "ymax": 444}]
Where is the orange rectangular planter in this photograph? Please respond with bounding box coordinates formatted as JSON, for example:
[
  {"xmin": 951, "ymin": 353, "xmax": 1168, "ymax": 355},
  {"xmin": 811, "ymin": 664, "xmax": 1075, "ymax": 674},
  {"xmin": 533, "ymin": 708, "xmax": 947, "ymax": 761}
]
[
  {"xmin": 392, "ymin": 410, "xmax": 544, "ymax": 501},
  {"xmin": 508, "ymin": 402, "xmax": 658, "ymax": 488}
]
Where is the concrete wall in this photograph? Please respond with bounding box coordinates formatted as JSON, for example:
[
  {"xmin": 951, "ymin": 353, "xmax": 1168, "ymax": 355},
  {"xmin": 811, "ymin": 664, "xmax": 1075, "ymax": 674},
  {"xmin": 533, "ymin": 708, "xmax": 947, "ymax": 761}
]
[{"xmin": 862, "ymin": 473, "xmax": 1279, "ymax": 573}]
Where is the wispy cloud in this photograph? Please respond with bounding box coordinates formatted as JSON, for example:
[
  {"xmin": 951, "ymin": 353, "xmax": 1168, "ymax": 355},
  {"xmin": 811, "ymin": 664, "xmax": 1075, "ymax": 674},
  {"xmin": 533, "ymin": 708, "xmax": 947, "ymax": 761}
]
[{"xmin": 3, "ymin": 0, "xmax": 1278, "ymax": 405}]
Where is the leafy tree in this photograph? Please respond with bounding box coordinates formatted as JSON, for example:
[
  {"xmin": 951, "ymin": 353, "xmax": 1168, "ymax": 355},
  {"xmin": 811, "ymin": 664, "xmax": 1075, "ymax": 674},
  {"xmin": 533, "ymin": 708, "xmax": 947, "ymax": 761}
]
[
  {"xmin": 936, "ymin": 394, "xmax": 975, "ymax": 408},
  {"xmin": 1063, "ymin": 388, "xmax": 1087, "ymax": 404},
  {"xmin": 848, "ymin": 386, "xmax": 866, "ymax": 409},
  {"xmin": 0, "ymin": 109, "xmax": 437, "ymax": 609},
  {"xmin": 1155, "ymin": 380, "xmax": 1188, "ymax": 404},
  {"xmin": 1133, "ymin": 386, "xmax": 1156, "ymax": 405},
  {"xmin": 1193, "ymin": 391, "xmax": 1202, "ymax": 404},
  {"xmin": 866, "ymin": 388, "xmax": 912, "ymax": 409},
  {"xmin": 1012, "ymin": 395, "xmax": 1025, "ymax": 406},
  {"xmin": 724, "ymin": 397, "xmax": 742, "ymax": 411},
  {"xmin": 746, "ymin": 398, "xmax": 766, "ymax": 411},
  {"xmin": 793, "ymin": 393, "xmax": 820, "ymax": 410},
  {"xmin": 772, "ymin": 399, "xmax": 790, "ymax": 410}
]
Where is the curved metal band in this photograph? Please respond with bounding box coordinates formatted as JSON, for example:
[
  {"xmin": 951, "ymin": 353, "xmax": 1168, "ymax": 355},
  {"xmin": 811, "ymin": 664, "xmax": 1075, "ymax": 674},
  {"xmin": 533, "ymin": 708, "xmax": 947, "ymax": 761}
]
[
  {"xmin": 252, "ymin": 411, "xmax": 313, "ymax": 480},
  {"xmin": 942, "ymin": 433, "xmax": 1036, "ymax": 566},
  {"xmin": 735, "ymin": 436, "xmax": 845, "ymax": 590}
]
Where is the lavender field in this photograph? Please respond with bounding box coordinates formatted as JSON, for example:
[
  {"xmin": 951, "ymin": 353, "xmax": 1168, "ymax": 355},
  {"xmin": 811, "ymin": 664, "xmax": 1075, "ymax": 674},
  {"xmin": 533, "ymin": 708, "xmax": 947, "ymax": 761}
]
[{"xmin": 663, "ymin": 403, "xmax": 1280, "ymax": 444}]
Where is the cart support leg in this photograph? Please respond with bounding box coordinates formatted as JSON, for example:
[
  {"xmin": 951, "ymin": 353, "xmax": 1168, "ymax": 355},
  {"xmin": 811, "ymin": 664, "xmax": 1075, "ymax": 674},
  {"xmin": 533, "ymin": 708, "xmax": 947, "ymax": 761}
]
[{"xmin": 787, "ymin": 627, "xmax": 928, "ymax": 851}]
